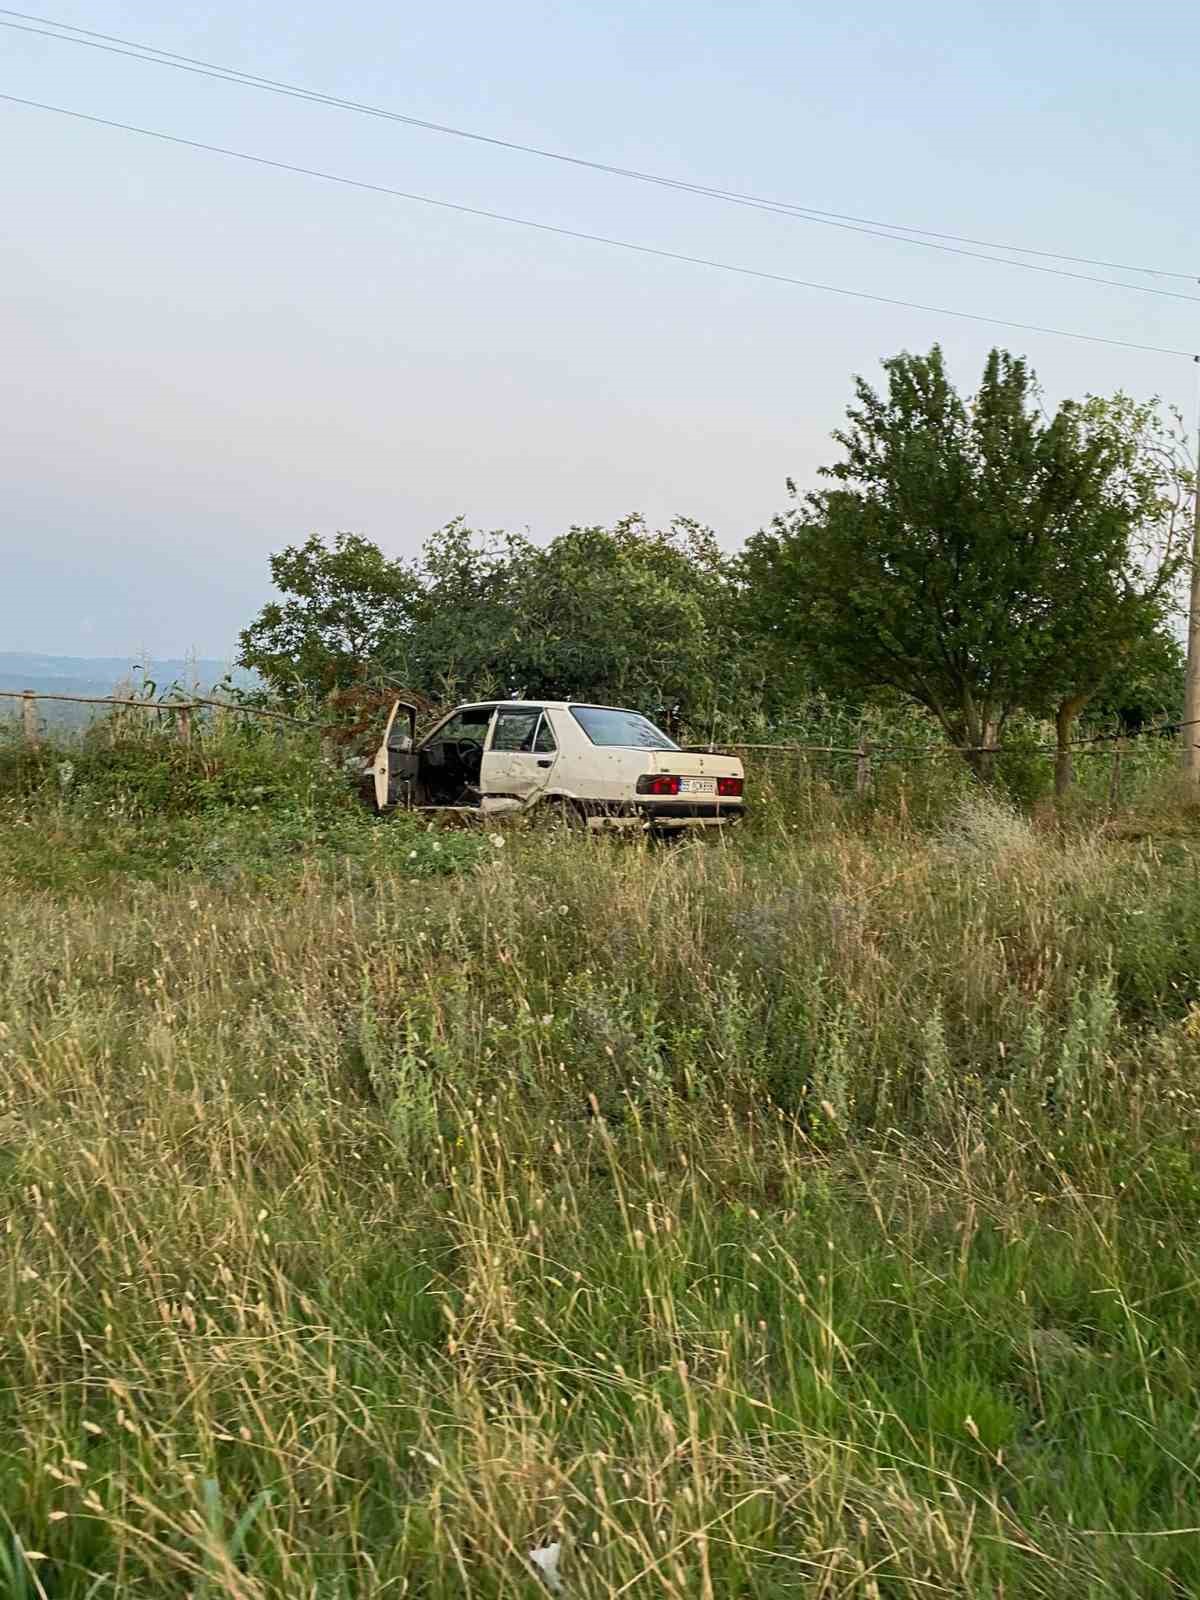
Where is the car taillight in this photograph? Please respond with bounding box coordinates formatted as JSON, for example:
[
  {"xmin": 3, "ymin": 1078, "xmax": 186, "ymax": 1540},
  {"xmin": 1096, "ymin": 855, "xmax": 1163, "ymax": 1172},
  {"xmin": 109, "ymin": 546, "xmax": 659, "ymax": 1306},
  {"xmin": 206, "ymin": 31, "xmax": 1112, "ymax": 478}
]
[
  {"xmin": 717, "ymin": 776, "xmax": 744, "ymax": 797},
  {"xmin": 637, "ymin": 774, "xmax": 682, "ymax": 796}
]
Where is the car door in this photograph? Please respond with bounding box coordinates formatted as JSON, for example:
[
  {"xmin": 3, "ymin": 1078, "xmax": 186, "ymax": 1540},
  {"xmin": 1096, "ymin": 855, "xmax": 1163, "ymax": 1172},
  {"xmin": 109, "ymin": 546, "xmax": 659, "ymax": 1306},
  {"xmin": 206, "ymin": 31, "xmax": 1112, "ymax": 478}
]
[
  {"xmin": 371, "ymin": 700, "xmax": 418, "ymax": 810},
  {"xmin": 480, "ymin": 707, "xmax": 560, "ymax": 805}
]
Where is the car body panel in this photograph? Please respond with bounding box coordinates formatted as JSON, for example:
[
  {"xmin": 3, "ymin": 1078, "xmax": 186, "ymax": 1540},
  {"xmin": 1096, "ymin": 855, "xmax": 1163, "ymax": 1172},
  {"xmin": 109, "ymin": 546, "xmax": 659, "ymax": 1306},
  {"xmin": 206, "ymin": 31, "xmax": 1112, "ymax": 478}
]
[{"xmin": 479, "ymin": 706, "xmax": 561, "ymax": 806}]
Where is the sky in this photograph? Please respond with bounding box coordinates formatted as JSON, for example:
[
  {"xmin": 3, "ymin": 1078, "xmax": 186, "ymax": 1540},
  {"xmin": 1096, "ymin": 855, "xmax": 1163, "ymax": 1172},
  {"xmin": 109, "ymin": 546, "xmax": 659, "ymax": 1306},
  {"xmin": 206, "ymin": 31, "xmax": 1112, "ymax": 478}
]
[{"xmin": 2, "ymin": 0, "xmax": 1198, "ymax": 659}]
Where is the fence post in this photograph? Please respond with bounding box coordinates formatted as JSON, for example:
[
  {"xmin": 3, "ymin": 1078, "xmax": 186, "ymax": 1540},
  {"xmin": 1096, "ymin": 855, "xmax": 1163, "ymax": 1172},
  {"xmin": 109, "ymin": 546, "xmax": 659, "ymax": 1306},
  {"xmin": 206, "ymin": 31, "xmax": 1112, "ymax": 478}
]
[
  {"xmin": 1108, "ymin": 738, "xmax": 1124, "ymax": 813},
  {"xmin": 177, "ymin": 706, "xmax": 192, "ymax": 745},
  {"xmin": 22, "ymin": 690, "xmax": 39, "ymax": 749},
  {"xmin": 856, "ymin": 736, "xmax": 871, "ymax": 797}
]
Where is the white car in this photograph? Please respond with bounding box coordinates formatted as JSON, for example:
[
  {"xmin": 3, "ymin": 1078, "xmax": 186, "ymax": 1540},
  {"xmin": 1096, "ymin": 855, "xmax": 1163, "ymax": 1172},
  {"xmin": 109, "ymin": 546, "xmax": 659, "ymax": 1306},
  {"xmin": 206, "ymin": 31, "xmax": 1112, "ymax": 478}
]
[{"xmin": 365, "ymin": 699, "xmax": 745, "ymax": 834}]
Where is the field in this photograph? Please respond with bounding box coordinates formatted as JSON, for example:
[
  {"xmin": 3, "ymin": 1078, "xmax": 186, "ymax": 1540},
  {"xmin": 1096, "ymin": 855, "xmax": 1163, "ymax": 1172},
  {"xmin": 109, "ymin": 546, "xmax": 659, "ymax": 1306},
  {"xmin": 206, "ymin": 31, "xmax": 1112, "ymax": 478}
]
[{"xmin": 4, "ymin": 722, "xmax": 1200, "ymax": 1597}]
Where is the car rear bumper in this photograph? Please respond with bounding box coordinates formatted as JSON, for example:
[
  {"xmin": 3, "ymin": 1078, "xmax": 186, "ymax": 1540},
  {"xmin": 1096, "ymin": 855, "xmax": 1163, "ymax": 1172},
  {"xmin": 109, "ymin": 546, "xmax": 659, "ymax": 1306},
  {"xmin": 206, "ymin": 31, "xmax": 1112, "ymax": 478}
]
[
  {"xmin": 639, "ymin": 800, "xmax": 744, "ymax": 821},
  {"xmin": 585, "ymin": 802, "xmax": 745, "ymax": 833}
]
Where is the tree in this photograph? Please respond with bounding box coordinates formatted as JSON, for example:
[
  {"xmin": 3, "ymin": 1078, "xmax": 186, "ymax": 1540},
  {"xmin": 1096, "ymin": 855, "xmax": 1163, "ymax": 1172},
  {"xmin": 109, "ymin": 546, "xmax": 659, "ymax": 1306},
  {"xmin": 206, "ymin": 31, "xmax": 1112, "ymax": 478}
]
[
  {"xmin": 239, "ymin": 517, "xmax": 754, "ymax": 736},
  {"xmin": 1019, "ymin": 394, "xmax": 1189, "ymax": 792},
  {"xmin": 238, "ymin": 533, "xmax": 420, "ymax": 700},
  {"xmin": 508, "ymin": 517, "xmax": 743, "ymax": 735},
  {"xmin": 400, "ymin": 516, "xmax": 749, "ymax": 734},
  {"xmin": 740, "ymin": 346, "xmax": 1188, "ymax": 785},
  {"xmin": 1086, "ymin": 629, "xmax": 1185, "ymax": 736},
  {"xmin": 399, "ymin": 519, "xmax": 539, "ymax": 703}
]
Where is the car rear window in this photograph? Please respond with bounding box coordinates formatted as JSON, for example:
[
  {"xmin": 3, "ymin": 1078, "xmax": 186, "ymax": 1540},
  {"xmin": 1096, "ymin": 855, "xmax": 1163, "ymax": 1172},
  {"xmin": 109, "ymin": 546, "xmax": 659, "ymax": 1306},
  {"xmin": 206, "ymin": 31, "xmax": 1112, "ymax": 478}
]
[{"xmin": 569, "ymin": 707, "xmax": 678, "ymax": 750}]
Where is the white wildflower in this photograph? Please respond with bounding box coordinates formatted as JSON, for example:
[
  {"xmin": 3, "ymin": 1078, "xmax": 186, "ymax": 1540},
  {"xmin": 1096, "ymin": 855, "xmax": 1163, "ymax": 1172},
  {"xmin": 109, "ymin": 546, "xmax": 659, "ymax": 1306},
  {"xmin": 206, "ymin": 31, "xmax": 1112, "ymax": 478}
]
[
  {"xmin": 489, "ymin": 834, "xmax": 505, "ymax": 849},
  {"xmin": 529, "ymin": 1542, "xmax": 563, "ymax": 1592},
  {"xmin": 409, "ymin": 850, "xmax": 418, "ymax": 860},
  {"xmin": 57, "ymin": 759, "xmax": 75, "ymax": 790}
]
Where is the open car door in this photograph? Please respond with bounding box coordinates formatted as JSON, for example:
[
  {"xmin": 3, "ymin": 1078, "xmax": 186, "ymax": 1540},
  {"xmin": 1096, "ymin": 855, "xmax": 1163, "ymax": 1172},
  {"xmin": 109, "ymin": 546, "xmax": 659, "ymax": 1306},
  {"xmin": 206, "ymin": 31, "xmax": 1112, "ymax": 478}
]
[{"xmin": 371, "ymin": 700, "xmax": 418, "ymax": 810}]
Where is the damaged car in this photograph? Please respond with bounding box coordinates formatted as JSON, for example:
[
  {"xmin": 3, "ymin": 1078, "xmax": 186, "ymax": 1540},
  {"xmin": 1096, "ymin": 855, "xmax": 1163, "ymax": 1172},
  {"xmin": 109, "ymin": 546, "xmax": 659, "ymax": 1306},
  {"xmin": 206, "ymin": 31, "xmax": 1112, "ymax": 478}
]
[{"xmin": 363, "ymin": 699, "xmax": 745, "ymax": 835}]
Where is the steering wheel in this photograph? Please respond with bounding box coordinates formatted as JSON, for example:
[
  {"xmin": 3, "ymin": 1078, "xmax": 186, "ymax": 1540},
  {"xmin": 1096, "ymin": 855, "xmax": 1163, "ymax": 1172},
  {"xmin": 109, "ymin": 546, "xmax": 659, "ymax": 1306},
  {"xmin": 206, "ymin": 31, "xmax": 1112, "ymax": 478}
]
[{"xmin": 451, "ymin": 738, "xmax": 483, "ymax": 758}]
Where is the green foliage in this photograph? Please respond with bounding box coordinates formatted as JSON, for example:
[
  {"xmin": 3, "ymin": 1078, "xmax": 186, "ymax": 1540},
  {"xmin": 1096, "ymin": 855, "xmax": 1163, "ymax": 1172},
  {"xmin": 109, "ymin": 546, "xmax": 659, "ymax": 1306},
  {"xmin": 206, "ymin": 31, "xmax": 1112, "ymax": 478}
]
[
  {"xmin": 0, "ymin": 721, "xmax": 342, "ymax": 818},
  {"xmin": 741, "ymin": 346, "xmax": 1189, "ymax": 782},
  {"xmin": 238, "ymin": 516, "xmax": 756, "ymax": 737},
  {"xmin": 237, "ymin": 531, "xmax": 422, "ymax": 699},
  {"xmin": 0, "ymin": 720, "xmax": 497, "ymax": 895},
  {"xmin": 993, "ymin": 716, "xmax": 1056, "ymax": 808},
  {"xmin": 1086, "ymin": 627, "xmax": 1185, "ymax": 733}
]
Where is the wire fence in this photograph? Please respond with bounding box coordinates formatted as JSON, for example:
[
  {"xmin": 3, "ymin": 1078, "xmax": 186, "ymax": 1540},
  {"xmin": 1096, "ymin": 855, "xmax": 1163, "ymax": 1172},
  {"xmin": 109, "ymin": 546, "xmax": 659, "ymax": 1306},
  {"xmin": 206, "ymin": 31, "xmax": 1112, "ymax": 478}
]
[
  {"xmin": 691, "ymin": 717, "xmax": 1200, "ymax": 760},
  {"xmin": 690, "ymin": 717, "xmax": 1200, "ymax": 805},
  {"xmin": 4, "ymin": 687, "xmax": 1195, "ymax": 807},
  {"xmin": 0, "ymin": 687, "xmax": 308, "ymax": 747}
]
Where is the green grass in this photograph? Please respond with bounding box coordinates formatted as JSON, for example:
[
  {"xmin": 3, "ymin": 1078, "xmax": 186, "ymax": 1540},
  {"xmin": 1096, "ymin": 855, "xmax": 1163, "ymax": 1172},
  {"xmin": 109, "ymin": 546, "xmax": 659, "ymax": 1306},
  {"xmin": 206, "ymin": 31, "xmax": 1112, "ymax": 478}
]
[{"xmin": 4, "ymin": 722, "xmax": 1200, "ymax": 1595}]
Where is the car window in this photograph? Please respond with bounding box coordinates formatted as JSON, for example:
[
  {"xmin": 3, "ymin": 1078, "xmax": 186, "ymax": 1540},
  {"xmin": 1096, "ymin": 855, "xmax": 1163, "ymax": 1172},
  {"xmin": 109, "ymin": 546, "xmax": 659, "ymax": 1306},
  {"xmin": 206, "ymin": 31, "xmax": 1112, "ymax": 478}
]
[
  {"xmin": 569, "ymin": 706, "xmax": 678, "ymax": 750},
  {"xmin": 491, "ymin": 708, "xmax": 543, "ymax": 752},
  {"xmin": 533, "ymin": 714, "xmax": 557, "ymax": 754},
  {"xmin": 429, "ymin": 706, "xmax": 494, "ymax": 745}
]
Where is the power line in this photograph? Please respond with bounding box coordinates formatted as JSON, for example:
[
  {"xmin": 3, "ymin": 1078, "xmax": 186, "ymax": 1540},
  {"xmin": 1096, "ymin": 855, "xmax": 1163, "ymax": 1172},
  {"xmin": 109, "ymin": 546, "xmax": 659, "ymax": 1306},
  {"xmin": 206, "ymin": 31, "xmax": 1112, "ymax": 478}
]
[
  {"xmin": 3, "ymin": 90, "xmax": 1195, "ymax": 362},
  {"xmin": 4, "ymin": 7, "xmax": 1197, "ymax": 295}
]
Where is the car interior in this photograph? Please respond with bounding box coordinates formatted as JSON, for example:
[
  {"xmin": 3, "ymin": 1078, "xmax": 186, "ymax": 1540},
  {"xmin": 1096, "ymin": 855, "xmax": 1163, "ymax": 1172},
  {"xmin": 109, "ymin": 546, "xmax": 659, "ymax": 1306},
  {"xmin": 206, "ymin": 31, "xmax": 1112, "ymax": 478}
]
[{"xmin": 417, "ymin": 705, "xmax": 496, "ymax": 805}]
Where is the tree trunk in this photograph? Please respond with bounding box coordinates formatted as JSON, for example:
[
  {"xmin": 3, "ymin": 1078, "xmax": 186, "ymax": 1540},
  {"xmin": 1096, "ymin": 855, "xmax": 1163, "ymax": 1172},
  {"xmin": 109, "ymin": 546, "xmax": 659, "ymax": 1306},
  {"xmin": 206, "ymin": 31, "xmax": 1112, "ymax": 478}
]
[
  {"xmin": 1054, "ymin": 707, "xmax": 1073, "ymax": 798},
  {"xmin": 963, "ymin": 747, "xmax": 996, "ymax": 784},
  {"xmin": 960, "ymin": 715, "xmax": 998, "ymax": 784}
]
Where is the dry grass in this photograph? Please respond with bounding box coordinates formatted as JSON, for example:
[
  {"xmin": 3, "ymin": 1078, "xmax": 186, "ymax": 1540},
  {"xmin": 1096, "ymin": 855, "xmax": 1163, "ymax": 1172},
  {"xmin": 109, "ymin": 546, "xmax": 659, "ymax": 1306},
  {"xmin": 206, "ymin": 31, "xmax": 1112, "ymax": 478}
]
[{"xmin": 4, "ymin": 745, "xmax": 1200, "ymax": 1594}]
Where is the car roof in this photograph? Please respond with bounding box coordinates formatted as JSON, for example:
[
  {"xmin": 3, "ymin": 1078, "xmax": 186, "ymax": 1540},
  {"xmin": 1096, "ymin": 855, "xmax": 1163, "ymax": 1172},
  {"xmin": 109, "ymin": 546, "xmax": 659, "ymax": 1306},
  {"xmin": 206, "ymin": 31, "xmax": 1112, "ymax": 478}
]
[{"xmin": 453, "ymin": 701, "xmax": 646, "ymax": 713}]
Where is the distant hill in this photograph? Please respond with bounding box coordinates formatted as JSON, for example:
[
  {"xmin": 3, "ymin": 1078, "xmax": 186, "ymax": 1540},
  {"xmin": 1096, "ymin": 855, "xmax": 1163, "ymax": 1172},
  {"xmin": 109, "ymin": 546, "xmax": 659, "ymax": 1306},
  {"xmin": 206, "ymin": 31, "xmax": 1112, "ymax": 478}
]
[{"xmin": 0, "ymin": 654, "xmax": 258, "ymax": 729}]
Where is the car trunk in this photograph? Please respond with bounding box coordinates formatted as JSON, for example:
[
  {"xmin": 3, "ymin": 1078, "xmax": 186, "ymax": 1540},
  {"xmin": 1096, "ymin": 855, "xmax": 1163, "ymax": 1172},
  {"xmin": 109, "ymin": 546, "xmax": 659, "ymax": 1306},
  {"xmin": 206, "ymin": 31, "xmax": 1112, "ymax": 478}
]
[{"xmin": 645, "ymin": 750, "xmax": 742, "ymax": 779}]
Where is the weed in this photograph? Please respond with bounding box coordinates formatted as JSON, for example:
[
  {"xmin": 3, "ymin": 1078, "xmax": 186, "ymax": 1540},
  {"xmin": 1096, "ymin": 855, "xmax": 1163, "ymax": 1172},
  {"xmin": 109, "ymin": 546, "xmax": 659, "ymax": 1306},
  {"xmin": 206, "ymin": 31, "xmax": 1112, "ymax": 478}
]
[{"xmin": 3, "ymin": 728, "xmax": 1200, "ymax": 1594}]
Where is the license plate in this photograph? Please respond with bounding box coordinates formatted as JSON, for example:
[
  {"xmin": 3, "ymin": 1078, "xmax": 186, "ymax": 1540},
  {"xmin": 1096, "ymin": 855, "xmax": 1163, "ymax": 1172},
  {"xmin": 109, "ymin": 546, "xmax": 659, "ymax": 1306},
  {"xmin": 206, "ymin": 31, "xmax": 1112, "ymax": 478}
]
[{"xmin": 679, "ymin": 777, "xmax": 716, "ymax": 795}]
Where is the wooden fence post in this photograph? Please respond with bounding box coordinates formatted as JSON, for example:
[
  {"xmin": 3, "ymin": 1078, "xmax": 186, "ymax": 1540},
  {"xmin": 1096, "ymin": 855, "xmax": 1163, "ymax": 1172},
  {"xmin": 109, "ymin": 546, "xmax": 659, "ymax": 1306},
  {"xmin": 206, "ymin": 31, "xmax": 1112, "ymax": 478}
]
[
  {"xmin": 1108, "ymin": 738, "xmax": 1124, "ymax": 813},
  {"xmin": 22, "ymin": 690, "xmax": 39, "ymax": 749},
  {"xmin": 177, "ymin": 706, "xmax": 192, "ymax": 745},
  {"xmin": 856, "ymin": 736, "xmax": 871, "ymax": 797}
]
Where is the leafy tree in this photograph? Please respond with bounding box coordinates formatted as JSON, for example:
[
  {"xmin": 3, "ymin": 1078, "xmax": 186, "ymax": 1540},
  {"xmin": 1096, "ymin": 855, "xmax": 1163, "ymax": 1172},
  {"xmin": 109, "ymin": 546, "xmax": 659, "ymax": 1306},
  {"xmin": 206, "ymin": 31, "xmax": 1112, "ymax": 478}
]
[
  {"xmin": 400, "ymin": 519, "xmax": 538, "ymax": 703},
  {"xmin": 1018, "ymin": 395, "xmax": 1189, "ymax": 791},
  {"xmin": 240, "ymin": 518, "xmax": 754, "ymax": 737},
  {"xmin": 1086, "ymin": 629, "xmax": 1185, "ymax": 736},
  {"xmin": 741, "ymin": 346, "xmax": 1188, "ymax": 786},
  {"xmin": 400, "ymin": 516, "xmax": 749, "ymax": 734},
  {"xmin": 237, "ymin": 533, "xmax": 420, "ymax": 700},
  {"xmin": 511, "ymin": 517, "xmax": 742, "ymax": 735}
]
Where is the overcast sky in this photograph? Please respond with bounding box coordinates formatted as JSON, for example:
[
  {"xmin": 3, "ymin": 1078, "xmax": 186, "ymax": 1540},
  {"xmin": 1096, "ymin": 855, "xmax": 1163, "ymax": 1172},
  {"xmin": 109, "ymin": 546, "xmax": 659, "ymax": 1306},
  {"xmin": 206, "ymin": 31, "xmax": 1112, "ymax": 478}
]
[{"xmin": 3, "ymin": 1, "xmax": 1198, "ymax": 658}]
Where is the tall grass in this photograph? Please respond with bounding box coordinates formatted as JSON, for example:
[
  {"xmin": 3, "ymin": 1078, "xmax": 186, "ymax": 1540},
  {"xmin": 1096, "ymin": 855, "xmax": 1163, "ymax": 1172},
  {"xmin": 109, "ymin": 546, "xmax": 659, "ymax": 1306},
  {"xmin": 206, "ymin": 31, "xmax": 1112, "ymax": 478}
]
[{"xmin": 4, "ymin": 722, "xmax": 1200, "ymax": 1594}]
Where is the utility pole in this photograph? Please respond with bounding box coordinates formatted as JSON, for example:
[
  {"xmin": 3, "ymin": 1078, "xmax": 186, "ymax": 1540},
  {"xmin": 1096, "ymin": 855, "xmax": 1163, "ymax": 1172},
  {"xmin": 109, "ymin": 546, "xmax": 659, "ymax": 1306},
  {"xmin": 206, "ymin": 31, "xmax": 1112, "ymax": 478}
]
[{"xmin": 1185, "ymin": 368, "xmax": 1200, "ymax": 779}]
